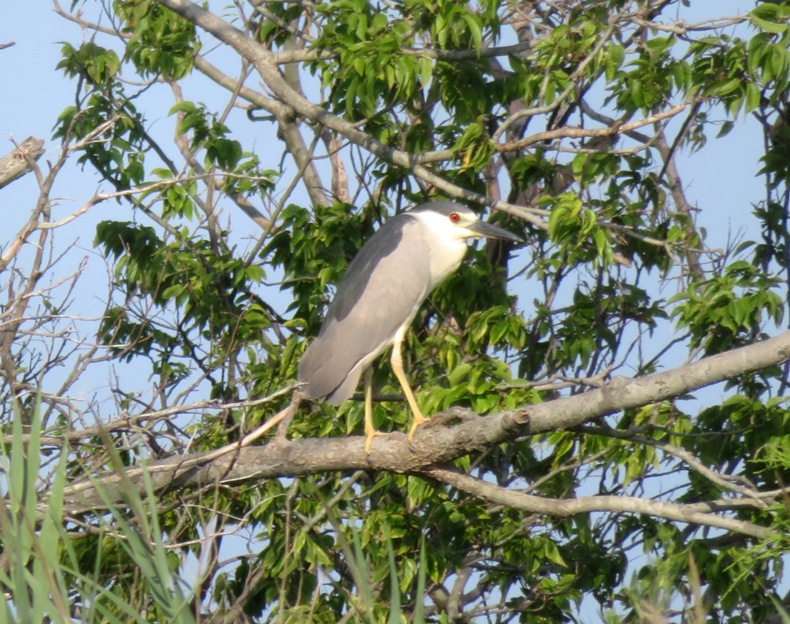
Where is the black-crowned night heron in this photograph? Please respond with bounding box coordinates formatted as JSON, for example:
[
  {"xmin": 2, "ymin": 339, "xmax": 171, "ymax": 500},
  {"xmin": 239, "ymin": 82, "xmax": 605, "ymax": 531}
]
[{"xmin": 298, "ymin": 201, "xmax": 522, "ymax": 450}]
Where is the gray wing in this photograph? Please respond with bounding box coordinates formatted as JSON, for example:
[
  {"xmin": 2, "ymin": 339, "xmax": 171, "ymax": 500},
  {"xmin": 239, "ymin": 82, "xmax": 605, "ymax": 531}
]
[{"xmin": 298, "ymin": 215, "xmax": 430, "ymax": 403}]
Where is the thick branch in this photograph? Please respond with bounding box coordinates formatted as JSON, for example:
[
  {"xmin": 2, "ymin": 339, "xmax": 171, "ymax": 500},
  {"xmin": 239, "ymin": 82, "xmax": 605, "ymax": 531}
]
[{"xmin": 58, "ymin": 330, "xmax": 790, "ymax": 534}]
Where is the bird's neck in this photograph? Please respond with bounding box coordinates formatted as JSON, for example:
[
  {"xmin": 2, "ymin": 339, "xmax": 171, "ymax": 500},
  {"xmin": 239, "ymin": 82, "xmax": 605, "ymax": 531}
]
[{"xmin": 426, "ymin": 237, "xmax": 468, "ymax": 290}]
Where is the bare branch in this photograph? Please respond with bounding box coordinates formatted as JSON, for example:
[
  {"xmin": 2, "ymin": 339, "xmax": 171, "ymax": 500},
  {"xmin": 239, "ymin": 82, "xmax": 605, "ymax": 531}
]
[
  {"xmin": 0, "ymin": 136, "xmax": 45, "ymax": 189},
  {"xmin": 424, "ymin": 467, "xmax": 771, "ymax": 539},
  {"xmin": 496, "ymin": 103, "xmax": 693, "ymax": 153}
]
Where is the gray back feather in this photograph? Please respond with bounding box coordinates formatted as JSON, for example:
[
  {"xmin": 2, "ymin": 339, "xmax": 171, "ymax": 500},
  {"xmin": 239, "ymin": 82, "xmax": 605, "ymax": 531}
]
[{"xmin": 298, "ymin": 213, "xmax": 432, "ymax": 403}]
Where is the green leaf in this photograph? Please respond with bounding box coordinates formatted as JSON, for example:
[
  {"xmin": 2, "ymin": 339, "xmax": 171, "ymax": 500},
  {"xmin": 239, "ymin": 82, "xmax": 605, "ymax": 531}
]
[
  {"xmin": 419, "ymin": 56, "xmax": 433, "ymax": 87},
  {"xmin": 749, "ymin": 13, "xmax": 788, "ymax": 34}
]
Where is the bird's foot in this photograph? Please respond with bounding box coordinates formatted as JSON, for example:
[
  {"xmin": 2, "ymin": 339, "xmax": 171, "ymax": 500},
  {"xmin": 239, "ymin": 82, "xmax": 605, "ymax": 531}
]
[
  {"xmin": 364, "ymin": 428, "xmax": 386, "ymax": 452},
  {"xmin": 407, "ymin": 414, "xmax": 430, "ymax": 442}
]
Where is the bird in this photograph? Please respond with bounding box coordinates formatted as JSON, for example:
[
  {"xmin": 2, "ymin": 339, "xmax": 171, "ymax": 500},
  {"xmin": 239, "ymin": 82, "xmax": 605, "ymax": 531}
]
[{"xmin": 297, "ymin": 201, "xmax": 522, "ymax": 450}]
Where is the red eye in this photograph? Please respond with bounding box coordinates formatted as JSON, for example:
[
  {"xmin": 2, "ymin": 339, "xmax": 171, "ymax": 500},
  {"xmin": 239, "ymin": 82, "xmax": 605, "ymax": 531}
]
[{"xmin": 449, "ymin": 212, "xmax": 461, "ymax": 223}]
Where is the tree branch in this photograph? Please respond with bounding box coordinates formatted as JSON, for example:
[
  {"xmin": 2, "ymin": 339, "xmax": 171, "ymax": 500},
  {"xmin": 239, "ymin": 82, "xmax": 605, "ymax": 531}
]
[
  {"xmin": 0, "ymin": 137, "xmax": 45, "ymax": 189},
  {"xmin": 154, "ymin": 0, "xmax": 549, "ymax": 227},
  {"xmin": 57, "ymin": 330, "xmax": 790, "ymax": 536},
  {"xmin": 423, "ymin": 467, "xmax": 772, "ymax": 539},
  {"xmin": 496, "ymin": 103, "xmax": 692, "ymax": 153}
]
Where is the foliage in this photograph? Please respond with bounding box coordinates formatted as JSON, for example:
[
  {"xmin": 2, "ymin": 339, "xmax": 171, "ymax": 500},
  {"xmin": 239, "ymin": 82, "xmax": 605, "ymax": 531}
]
[{"xmin": 2, "ymin": 0, "xmax": 790, "ymax": 621}]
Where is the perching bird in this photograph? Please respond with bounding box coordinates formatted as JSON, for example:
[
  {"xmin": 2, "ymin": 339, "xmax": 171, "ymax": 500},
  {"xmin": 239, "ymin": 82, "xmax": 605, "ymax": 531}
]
[{"xmin": 297, "ymin": 201, "xmax": 522, "ymax": 450}]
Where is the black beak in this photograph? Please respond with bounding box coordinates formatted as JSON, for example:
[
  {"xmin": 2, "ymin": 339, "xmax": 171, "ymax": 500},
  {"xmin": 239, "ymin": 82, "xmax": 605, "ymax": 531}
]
[{"xmin": 468, "ymin": 219, "xmax": 523, "ymax": 243}]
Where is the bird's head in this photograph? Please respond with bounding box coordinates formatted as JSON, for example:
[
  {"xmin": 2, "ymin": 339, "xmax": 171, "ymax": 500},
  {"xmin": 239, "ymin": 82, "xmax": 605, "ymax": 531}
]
[{"xmin": 409, "ymin": 202, "xmax": 523, "ymax": 244}]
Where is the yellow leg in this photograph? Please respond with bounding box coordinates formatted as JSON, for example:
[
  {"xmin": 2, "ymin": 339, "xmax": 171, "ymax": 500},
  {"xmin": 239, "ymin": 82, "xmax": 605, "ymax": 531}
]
[
  {"xmin": 363, "ymin": 367, "xmax": 382, "ymax": 452},
  {"xmin": 390, "ymin": 327, "xmax": 428, "ymax": 441}
]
